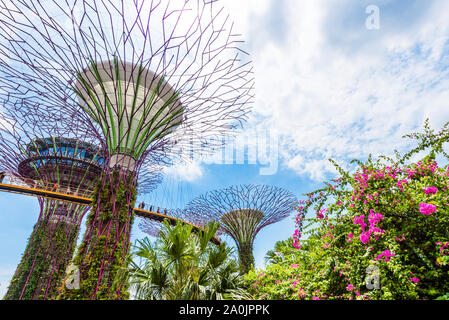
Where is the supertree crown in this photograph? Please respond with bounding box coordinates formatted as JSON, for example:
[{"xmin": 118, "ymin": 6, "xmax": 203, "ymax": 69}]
[
  {"xmin": 18, "ymin": 136, "xmax": 104, "ymax": 193},
  {"xmin": 185, "ymin": 185, "xmax": 298, "ymax": 238},
  {"xmin": 0, "ymin": 113, "xmax": 104, "ymax": 197},
  {"xmin": 0, "ymin": 0, "xmax": 254, "ymax": 172},
  {"xmin": 184, "ymin": 185, "xmax": 298, "ymax": 273}
]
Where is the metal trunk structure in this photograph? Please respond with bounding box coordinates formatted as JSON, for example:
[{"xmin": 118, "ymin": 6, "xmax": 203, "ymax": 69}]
[{"xmin": 221, "ymin": 209, "xmax": 264, "ymax": 274}]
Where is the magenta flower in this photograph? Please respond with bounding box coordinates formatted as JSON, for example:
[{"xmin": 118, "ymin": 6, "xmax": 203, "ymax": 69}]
[
  {"xmin": 360, "ymin": 232, "xmax": 370, "ymax": 244},
  {"xmin": 368, "ymin": 210, "xmax": 384, "ymax": 225},
  {"xmin": 347, "ymin": 232, "xmax": 354, "ymax": 242},
  {"xmin": 375, "ymin": 250, "xmax": 396, "ymax": 262},
  {"xmin": 410, "ymin": 277, "xmax": 420, "ymax": 283},
  {"xmin": 424, "ymin": 186, "xmax": 438, "ymax": 195},
  {"xmin": 353, "ymin": 215, "xmax": 367, "ymax": 229},
  {"xmin": 419, "ymin": 203, "xmax": 437, "ymax": 215},
  {"xmin": 347, "ymin": 284, "xmax": 354, "ymax": 292}
]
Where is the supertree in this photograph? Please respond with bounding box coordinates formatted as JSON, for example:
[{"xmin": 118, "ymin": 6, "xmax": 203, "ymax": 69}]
[
  {"xmin": 0, "ymin": 0, "xmax": 253, "ymax": 299},
  {"xmin": 0, "ymin": 114, "xmax": 103, "ymax": 300},
  {"xmin": 0, "ymin": 113, "xmax": 163, "ymax": 300},
  {"xmin": 184, "ymin": 185, "xmax": 298, "ymax": 274}
]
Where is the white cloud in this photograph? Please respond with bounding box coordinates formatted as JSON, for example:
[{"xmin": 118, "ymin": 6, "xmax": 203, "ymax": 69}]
[{"xmin": 223, "ymin": 0, "xmax": 449, "ymax": 181}]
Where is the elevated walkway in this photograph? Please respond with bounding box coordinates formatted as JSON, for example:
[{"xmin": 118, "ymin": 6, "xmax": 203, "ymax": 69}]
[{"xmin": 0, "ymin": 177, "xmax": 220, "ymax": 245}]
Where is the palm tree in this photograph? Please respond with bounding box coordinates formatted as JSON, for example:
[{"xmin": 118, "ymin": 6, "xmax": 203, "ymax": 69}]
[{"xmin": 127, "ymin": 220, "xmax": 251, "ymax": 300}]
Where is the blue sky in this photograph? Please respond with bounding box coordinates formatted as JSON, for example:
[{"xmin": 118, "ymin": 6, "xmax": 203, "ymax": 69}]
[{"xmin": 2, "ymin": 0, "xmax": 449, "ymax": 297}]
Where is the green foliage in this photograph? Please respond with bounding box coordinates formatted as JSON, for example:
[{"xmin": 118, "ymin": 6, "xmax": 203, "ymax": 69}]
[
  {"xmin": 127, "ymin": 220, "xmax": 251, "ymax": 300},
  {"xmin": 238, "ymin": 244, "xmax": 255, "ymax": 275},
  {"xmin": 246, "ymin": 120, "xmax": 449, "ymax": 300},
  {"xmin": 4, "ymin": 219, "xmax": 79, "ymax": 300}
]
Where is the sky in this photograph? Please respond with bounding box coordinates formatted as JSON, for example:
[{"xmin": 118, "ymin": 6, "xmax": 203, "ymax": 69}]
[{"xmin": 2, "ymin": 0, "xmax": 449, "ymax": 297}]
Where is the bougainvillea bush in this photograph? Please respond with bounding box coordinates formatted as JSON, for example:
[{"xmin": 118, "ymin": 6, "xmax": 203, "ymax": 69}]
[{"xmin": 246, "ymin": 121, "xmax": 449, "ymax": 300}]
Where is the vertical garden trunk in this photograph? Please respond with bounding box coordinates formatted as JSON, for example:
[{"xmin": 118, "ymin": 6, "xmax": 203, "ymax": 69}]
[
  {"xmin": 4, "ymin": 201, "xmax": 84, "ymax": 300},
  {"xmin": 238, "ymin": 243, "xmax": 255, "ymax": 274},
  {"xmin": 221, "ymin": 209, "xmax": 263, "ymax": 275},
  {"xmin": 61, "ymin": 169, "xmax": 137, "ymax": 300}
]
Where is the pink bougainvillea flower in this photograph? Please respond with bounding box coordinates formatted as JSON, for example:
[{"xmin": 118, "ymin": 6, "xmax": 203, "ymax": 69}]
[
  {"xmin": 360, "ymin": 232, "xmax": 370, "ymax": 244},
  {"xmin": 347, "ymin": 284, "xmax": 354, "ymax": 292},
  {"xmin": 347, "ymin": 232, "xmax": 354, "ymax": 242},
  {"xmin": 424, "ymin": 186, "xmax": 438, "ymax": 195},
  {"xmin": 354, "ymin": 210, "xmax": 385, "ymax": 244},
  {"xmin": 293, "ymin": 229, "xmax": 302, "ymax": 249},
  {"xmin": 410, "ymin": 277, "xmax": 420, "ymax": 283},
  {"xmin": 419, "ymin": 203, "xmax": 437, "ymax": 215},
  {"xmin": 375, "ymin": 249, "xmax": 396, "ymax": 262},
  {"xmin": 353, "ymin": 215, "xmax": 367, "ymax": 230}
]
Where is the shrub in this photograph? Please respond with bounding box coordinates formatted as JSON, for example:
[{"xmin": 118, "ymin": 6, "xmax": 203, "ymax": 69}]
[{"xmin": 246, "ymin": 120, "xmax": 449, "ymax": 300}]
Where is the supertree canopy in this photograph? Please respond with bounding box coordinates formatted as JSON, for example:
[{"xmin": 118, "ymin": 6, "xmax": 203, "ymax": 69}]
[
  {"xmin": 74, "ymin": 60, "xmax": 184, "ymax": 171},
  {"xmin": 0, "ymin": 0, "xmax": 253, "ymax": 299},
  {"xmin": 185, "ymin": 185, "xmax": 298, "ymax": 274}
]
